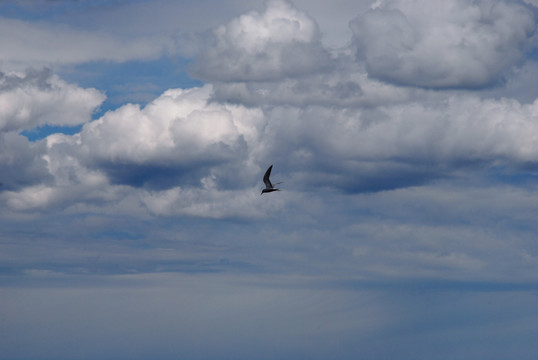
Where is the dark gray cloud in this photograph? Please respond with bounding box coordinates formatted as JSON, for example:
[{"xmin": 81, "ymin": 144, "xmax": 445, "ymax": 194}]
[
  {"xmin": 93, "ymin": 158, "xmax": 231, "ymax": 190},
  {"xmin": 0, "ymin": 133, "xmax": 51, "ymax": 192}
]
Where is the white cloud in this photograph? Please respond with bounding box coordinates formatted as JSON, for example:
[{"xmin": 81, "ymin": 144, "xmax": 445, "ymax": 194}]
[
  {"xmin": 351, "ymin": 96, "xmax": 538, "ymax": 164},
  {"xmin": 0, "ymin": 69, "xmax": 105, "ymax": 132},
  {"xmin": 1, "ymin": 1, "xmax": 538, "ymax": 218},
  {"xmin": 5, "ymin": 79, "xmax": 538, "ymax": 211},
  {"xmin": 73, "ymin": 85, "xmax": 265, "ymax": 189},
  {"xmin": 1, "ymin": 83, "xmax": 271, "ymax": 213},
  {"xmin": 251, "ymin": 93, "xmax": 538, "ymax": 195},
  {"xmin": 350, "ymin": 0, "xmax": 536, "ymax": 88},
  {"xmin": 0, "ymin": 69, "xmax": 104, "ymax": 197},
  {"xmin": 193, "ymin": 0, "xmax": 331, "ymax": 82}
]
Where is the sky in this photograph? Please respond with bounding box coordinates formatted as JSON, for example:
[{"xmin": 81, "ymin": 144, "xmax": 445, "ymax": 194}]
[{"xmin": 1, "ymin": 0, "xmax": 538, "ymax": 359}]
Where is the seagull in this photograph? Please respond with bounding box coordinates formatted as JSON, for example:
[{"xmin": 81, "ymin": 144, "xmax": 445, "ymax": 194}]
[{"xmin": 261, "ymin": 165, "xmax": 282, "ymax": 195}]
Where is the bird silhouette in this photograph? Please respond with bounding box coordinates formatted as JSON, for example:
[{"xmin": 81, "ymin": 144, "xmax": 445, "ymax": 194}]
[{"xmin": 261, "ymin": 165, "xmax": 282, "ymax": 195}]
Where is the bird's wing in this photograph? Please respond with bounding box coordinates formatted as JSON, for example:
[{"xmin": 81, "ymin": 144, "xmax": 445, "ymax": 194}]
[{"xmin": 263, "ymin": 165, "xmax": 273, "ymax": 188}]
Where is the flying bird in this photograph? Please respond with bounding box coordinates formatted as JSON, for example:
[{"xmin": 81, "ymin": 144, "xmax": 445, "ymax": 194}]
[{"xmin": 261, "ymin": 165, "xmax": 282, "ymax": 195}]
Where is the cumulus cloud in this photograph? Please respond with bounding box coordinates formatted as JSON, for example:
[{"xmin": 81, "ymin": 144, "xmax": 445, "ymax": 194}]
[
  {"xmin": 0, "ymin": 129, "xmax": 128, "ymax": 212},
  {"xmin": 5, "ymin": 82, "xmax": 538, "ymax": 211},
  {"xmin": 0, "ymin": 68, "xmax": 103, "ymax": 196},
  {"xmin": 350, "ymin": 0, "xmax": 537, "ymax": 88},
  {"xmin": 1, "ymin": 83, "xmax": 269, "ymax": 214},
  {"xmin": 73, "ymin": 85, "xmax": 265, "ymax": 190},
  {"xmin": 0, "ymin": 68, "xmax": 105, "ymax": 132},
  {"xmin": 193, "ymin": 0, "xmax": 331, "ymax": 82},
  {"xmin": 3, "ymin": 1, "xmax": 538, "ymax": 213}
]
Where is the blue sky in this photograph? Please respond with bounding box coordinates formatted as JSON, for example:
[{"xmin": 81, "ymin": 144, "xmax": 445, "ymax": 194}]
[{"xmin": 1, "ymin": 0, "xmax": 538, "ymax": 359}]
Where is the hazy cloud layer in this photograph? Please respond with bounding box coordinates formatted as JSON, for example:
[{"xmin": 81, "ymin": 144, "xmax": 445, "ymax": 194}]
[
  {"xmin": 2, "ymin": 272, "xmax": 537, "ymax": 360},
  {"xmin": 0, "ymin": 15, "xmax": 174, "ymax": 69}
]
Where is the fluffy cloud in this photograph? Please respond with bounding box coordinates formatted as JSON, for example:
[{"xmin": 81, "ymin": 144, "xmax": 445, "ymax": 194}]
[
  {"xmin": 0, "ymin": 69, "xmax": 104, "ymax": 196},
  {"xmin": 350, "ymin": 0, "xmax": 536, "ymax": 88},
  {"xmin": 1, "ymin": 83, "xmax": 269, "ymax": 214},
  {"xmin": 5, "ymin": 81, "xmax": 538, "ymax": 211},
  {"xmin": 3, "ymin": 0, "xmax": 538, "ymax": 212},
  {"xmin": 193, "ymin": 0, "xmax": 331, "ymax": 82},
  {"xmin": 0, "ymin": 68, "xmax": 105, "ymax": 132},
  {"xmin": 74, "ymin": 85, "xmax": 265, "ymax": 190}
]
